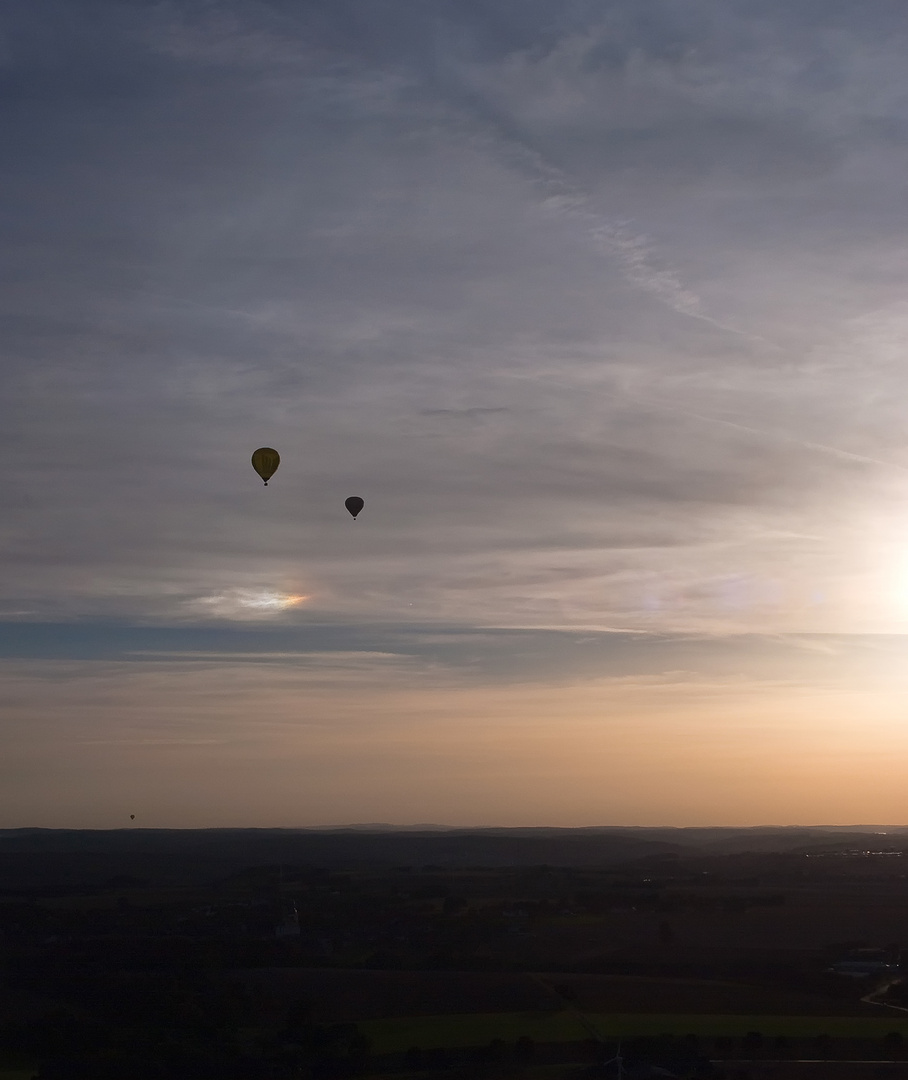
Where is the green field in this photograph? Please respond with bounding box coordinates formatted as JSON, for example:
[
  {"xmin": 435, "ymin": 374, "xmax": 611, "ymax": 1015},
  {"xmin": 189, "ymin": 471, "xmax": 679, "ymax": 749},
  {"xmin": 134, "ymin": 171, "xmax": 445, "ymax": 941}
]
[
  {"xmin": 358, "ymin": 1011, "xmax": 908, "ymax": 1053},
  {"xmin": 0, "ymin": 1053, "xmax": 35, "ymax": 1080}
]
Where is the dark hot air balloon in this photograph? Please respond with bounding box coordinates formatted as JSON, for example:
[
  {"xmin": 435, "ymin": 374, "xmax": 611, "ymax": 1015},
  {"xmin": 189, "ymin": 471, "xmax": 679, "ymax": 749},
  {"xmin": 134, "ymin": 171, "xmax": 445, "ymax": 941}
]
[
  {"xmin": 251, "ymin": 447, "xmax": 280, "ymax": 485},
  {"xmin": 345, "ymin": 496, "xmax": 364, "ymax": 519},
  {"xmin": 130, "ymin": 815, "xmax": 135, "ymax": 821}
]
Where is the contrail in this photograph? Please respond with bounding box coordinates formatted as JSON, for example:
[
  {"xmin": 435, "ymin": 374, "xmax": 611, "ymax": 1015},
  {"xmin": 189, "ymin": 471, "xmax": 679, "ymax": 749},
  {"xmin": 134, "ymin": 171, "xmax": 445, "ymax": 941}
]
[
  {"xmin": 628, "ymin": 394, "xmax": 908, "ymax": 474},
  {"xmin": 455, "ymin": 105, "xmax": 780, "ymax": 350}
]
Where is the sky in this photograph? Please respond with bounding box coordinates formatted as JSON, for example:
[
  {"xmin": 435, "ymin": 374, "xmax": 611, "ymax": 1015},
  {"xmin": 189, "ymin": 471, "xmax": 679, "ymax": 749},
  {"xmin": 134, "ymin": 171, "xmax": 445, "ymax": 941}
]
[{"xmin": 4, "ymin": 0, "xmax": 908, "ymax": 827}]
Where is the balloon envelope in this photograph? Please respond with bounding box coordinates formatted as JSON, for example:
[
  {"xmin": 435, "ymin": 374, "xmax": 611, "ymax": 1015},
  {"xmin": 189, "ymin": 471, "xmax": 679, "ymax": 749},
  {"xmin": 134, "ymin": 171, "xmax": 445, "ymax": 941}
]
[
  {"xmin": 252, "ymin": 447, "xmax": 280, "ymax": 485},
  {"xmin": 129, "ymin": 815, "xmax": 135, "ymax": 820},
  {"xmin": 345, "ymin": 496, "xmax": 364, "ymax": 519}
]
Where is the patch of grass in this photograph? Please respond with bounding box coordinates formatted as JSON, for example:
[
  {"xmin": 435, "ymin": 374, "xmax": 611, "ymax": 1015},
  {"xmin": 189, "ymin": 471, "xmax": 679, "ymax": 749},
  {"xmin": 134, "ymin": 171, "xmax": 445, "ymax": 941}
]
[
  {"xmin": 360, "ymin": 1011, "xmax": 586, "ymax": 1052},
  {"xmin": 367, "ymin": 1067, "xmax": 587, "ymax": 1080},
  {"xmin": 359, "ymin": 1011, "xmax": 908, "ymax": 1054},
  {"xmin": 0, "ymin": 1053, "xmax": 36, "ymax": 1080},
  {"xmin": 594, "ymin": 1013, "xmax": 908, "ymax": 1039}
]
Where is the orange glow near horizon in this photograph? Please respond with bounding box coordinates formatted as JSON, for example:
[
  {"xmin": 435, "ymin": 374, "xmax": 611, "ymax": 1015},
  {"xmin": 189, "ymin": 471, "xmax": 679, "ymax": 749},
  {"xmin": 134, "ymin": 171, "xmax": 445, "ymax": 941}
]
[{"xmin": 3, "ymin": 652, "xmax": 908, "ymax": 828}]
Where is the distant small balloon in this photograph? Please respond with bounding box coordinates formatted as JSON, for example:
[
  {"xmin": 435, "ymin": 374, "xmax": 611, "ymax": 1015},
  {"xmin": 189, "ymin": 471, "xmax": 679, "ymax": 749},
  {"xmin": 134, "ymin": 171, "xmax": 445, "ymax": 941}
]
[
  {"xmin": 251, "ymin": 447, "xmax": 280, "ymax": 485},
  {"xmin": 345, "ymin": 496, "xmax": 364, "ymax": 520},
  {"xmin": 130, "ymin": 815, "xmax": 135, "ymax": 821}
]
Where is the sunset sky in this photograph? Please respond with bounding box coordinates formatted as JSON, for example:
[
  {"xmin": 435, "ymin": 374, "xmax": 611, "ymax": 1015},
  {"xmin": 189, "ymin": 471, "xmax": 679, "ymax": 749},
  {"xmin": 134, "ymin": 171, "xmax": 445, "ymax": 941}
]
[{"xmin": 4, "ymin": 0, "xmax": 908, "ymax": 827}]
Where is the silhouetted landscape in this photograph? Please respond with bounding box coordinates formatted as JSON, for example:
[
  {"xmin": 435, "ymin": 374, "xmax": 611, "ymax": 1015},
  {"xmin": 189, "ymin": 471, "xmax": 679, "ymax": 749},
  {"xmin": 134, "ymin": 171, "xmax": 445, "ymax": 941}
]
[{"xmin": 2, "ymin": 827, "xmax": 908, "ymax": 1077}]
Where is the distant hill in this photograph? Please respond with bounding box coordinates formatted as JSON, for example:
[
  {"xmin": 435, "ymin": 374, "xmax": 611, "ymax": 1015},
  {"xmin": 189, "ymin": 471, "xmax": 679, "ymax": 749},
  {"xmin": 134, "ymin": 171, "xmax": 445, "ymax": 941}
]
[{"xmin": 0, "ymin": 825, "xmax": 905, "ymax": 894}]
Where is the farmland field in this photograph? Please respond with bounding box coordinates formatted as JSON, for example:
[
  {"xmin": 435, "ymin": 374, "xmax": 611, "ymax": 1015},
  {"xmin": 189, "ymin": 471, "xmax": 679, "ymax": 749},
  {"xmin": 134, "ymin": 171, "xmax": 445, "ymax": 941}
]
[
  {"xmin": 5, "ymin": 831, "xmax": 908, "ymax": 1076},
  {"xmin": 358, "ymin": 1011, "xmax": 908, "ymax": 1053},
  {"xmin": 489, "ymin": 885, "xmax": 908, "ymax": 969},
  {"xmin": 238, "ymin": 967, "xmax": 890, "ymax": 1021}
]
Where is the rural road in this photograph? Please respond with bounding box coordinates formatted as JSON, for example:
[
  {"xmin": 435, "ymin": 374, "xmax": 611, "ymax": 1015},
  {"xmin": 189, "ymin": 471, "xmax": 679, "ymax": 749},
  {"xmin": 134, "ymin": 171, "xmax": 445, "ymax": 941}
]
[{"xmin": 862, "ymin": 980, "xmax": 908, "ymax": 1014}]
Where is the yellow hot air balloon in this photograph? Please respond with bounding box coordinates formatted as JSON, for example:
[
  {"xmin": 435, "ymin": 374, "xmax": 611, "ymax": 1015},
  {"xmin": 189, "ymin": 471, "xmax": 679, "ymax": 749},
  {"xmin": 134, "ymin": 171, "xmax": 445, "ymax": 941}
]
[{"xmin": 252, "ymin": 447, "xmax": 280, "ymax": 485}]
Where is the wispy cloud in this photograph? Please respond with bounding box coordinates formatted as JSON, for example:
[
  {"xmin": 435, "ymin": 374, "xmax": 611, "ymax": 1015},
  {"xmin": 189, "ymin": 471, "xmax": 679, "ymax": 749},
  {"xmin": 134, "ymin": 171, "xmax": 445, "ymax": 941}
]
[
  {"xmin": 624, "ymin": 394, "xmax": 908, "ymax": 475},
  {"xmin": 435, "ymin": 30, "xmax": 783, "ymax": 348}
]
